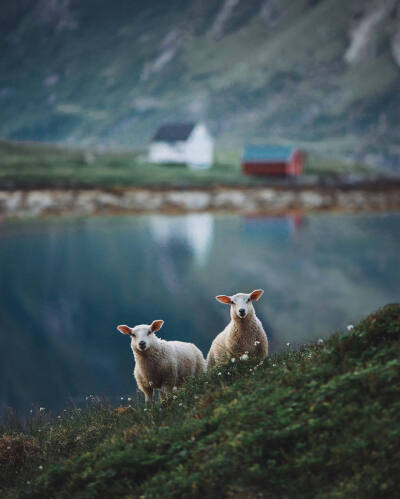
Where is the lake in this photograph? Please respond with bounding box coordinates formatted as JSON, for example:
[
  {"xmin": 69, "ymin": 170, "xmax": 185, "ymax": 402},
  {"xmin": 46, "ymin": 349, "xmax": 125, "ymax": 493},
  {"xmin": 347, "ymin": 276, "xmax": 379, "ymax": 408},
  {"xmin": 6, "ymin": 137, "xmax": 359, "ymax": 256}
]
[{"xmin": 0, "ymin": 212, "xmax": 399, "ymax": 414}]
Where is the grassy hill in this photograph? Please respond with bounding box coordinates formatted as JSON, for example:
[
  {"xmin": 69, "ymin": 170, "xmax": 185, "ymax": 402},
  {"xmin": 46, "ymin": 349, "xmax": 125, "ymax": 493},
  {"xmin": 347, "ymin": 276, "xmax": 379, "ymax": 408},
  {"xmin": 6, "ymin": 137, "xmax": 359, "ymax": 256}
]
[
  {"xmin": 1, "ymin": 304, "xmax": 399, "ymax": 497},
  {"xmin": 1, "ymin": 0, "xmax": 400, "ymax": 167}
]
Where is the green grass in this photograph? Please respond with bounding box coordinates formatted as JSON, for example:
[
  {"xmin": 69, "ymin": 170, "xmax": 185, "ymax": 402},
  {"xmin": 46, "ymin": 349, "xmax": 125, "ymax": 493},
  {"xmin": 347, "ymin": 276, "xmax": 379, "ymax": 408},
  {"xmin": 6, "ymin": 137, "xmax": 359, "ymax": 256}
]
[
  {"xmin": 1, "ymin": 304, "xmax": 399, "ymax": 497},
  {"xmin": 0, "ymin": 139, "xmax": 374, "ymax": 190}
]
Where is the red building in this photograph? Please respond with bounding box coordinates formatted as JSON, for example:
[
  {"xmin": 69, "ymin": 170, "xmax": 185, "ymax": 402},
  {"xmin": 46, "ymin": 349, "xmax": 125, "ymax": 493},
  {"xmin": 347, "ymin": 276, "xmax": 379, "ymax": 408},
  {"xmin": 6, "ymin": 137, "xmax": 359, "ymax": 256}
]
[{"xmin": 242, "ymin": 145, "xmax": 303, "ymax": 177}]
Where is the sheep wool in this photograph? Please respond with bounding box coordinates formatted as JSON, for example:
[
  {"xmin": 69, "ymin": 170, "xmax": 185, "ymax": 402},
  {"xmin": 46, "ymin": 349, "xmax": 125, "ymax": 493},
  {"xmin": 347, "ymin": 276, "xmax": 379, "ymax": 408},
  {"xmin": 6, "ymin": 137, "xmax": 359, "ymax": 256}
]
[
  {"xmin": 207, "ymin": 289, "xmax": 268, "ymax": 370},
  {"xmin": 117, "ymin": 320, "xmax": 206, "ymax": 402}
]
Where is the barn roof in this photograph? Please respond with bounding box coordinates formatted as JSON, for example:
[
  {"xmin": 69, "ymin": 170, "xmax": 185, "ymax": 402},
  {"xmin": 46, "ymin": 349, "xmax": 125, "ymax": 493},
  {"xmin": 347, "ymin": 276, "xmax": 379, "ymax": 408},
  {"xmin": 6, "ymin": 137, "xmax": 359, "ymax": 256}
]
[
  {"xmin": 152, "ymin": 123, "xmax": 196, "ymax": 142},
  {"xmin": 243, "ymin": 145, "xmax": 297, "ymax": 162}
]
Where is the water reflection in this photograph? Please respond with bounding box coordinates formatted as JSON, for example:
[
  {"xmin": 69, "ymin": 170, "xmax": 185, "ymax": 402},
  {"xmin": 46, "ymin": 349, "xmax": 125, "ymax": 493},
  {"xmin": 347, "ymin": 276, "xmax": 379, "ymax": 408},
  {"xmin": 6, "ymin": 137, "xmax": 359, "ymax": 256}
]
[
  {"xmin": 0, "ymin": 212, "xmax": 399, "ymax": 414},
  {"xmin": 149, "ymin": 213, "xmax": 214, "ymax": 266}
]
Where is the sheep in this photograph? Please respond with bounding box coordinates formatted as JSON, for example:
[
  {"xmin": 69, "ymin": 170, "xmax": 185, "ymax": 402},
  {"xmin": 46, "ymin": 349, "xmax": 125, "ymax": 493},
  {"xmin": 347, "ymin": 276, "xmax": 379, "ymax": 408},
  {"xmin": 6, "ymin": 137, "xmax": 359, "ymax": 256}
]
[
  {"xmin": 207, "ymin": 289, "xmax": 268, "ymax": 370},
  {"xmin": 117, "ymin": 320, "xmax": 206, "ymax": 403}
]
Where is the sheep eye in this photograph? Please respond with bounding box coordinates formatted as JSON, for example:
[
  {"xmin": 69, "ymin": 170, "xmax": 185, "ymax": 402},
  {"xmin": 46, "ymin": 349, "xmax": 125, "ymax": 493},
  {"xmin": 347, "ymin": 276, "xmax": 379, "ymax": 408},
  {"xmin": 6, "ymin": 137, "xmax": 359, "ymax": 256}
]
[
  {"xmin": 247, "ymin": 298, "xmax": 251, "ymax": 303},
  {"xmin": 131, "ymin": 333, "xmax": 136, "ymax": 338}
]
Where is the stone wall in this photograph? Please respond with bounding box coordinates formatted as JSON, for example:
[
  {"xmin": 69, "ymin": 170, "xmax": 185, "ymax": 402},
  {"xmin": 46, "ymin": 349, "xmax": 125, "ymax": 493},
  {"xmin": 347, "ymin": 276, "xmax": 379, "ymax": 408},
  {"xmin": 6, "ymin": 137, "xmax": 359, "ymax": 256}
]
[{"xmin": 0, "ymin": 187, "xmax": 399, "ymax": 218}]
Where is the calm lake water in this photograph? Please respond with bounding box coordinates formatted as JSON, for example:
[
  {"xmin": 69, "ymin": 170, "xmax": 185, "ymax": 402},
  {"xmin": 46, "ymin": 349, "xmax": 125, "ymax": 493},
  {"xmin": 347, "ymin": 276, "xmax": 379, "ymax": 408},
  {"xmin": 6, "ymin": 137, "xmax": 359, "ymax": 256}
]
[{"xmin": 1, "ymin": 212, "xmax": 399, "ymax": 414}]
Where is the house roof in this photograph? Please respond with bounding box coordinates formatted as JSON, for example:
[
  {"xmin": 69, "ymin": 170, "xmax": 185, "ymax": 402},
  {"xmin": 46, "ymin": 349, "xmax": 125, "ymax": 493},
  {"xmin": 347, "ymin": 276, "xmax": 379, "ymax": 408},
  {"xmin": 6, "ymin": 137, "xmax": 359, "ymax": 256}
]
[
  {"xmin": 243, "ymin": 145, "xmax": 297, "ymax": 162},
  {"xmin": 152, "ymin": 123, "xmax": 196, "ymax": 142}
]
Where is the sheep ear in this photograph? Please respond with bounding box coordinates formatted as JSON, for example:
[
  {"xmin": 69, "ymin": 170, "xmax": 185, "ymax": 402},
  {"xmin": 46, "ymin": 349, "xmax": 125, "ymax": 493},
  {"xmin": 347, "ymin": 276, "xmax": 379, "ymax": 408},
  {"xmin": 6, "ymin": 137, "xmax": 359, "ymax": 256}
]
[
  {"xmin": 150, "ymin": 320, "xmax": 164, "ymax": 333},
  {"xmin": 249, "ymin": 289, "xmax": 264, "ymax": 301},
  {"xmin": 216, "ymin": 295, "xmax": 232, "ymax": 304},
  {"xmin": 117, "ymin": 325, "xmax": 132, "ymax": 335}
]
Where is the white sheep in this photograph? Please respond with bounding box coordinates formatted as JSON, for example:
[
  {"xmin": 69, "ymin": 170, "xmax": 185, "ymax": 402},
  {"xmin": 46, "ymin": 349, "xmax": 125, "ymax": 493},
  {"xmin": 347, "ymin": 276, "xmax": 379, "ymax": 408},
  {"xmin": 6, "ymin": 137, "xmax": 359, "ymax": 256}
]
[
  {"xmin": 117, "ymin": 320, "xmax": 206, "ymax": 402},
  {"xmin": 207, "ymin": 289, "xmax": 268, "ymax": 370}
]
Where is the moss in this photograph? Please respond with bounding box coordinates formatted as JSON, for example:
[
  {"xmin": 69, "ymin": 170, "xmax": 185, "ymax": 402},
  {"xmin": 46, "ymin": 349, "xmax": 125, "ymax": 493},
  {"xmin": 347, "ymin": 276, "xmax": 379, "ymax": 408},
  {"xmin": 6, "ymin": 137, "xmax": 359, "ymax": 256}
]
[{"xmin": 1, "ymin": 304, "xmax": 399, "ymax": 497}]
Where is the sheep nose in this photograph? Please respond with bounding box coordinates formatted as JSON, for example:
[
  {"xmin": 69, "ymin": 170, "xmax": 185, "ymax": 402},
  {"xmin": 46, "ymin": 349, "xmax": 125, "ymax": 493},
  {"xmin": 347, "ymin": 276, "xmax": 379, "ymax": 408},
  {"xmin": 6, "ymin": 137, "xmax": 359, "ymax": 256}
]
[
  {"xmin": 139, "ymin": 341, "xmax": 146, "ymax": 350},
  {"xmin": 239, "ymin": 308, "xmax": 246, "ymax": 317}
]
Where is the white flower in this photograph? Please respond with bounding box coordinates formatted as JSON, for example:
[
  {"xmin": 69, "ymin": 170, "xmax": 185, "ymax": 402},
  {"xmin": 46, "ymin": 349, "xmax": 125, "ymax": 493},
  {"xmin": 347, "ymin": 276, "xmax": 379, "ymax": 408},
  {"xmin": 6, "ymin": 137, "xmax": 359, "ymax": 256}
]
[
  {"xmin": 27, "ymin": 481, "xmax": 31, "ymax": 485},
  {"xmin": 120, "ymin": 397, "xmax": 124, "ymax": 400},
  {"xmin": 317, "ymin": 338, "xmax": 324, "ymax": 345},
  {"xmin": 172, "ymin": 386, "xmax": 178, "ymax": 392},
  {"xmin": 217, "ymin": 372, "xmax": 222, "ymax": 376},
  {"xmin": 230, "ymin": 358, "xmax": 236, "ymax": 363},
  {"xmin": 39, "ymin": 407, "xmax": 45, "ymax": 412},
  {"xmin": 240, "ymin": 354, "xmax": 249, "ymax": 361},
  {"xmin": 179, "ymin": 402, "xmax": 183, "ymax": 407},
  {"xmin": 227, "ymin": 372, "xmax": 231, "ymax": 375},
  {"xmin": 76, "ymin": 436, "xmax": 81, "ymax": 441},
  {"xmin": 249, "ymin": 368, "xmax": 253, "ymax": 372},
  {"xmin": 57, "ymin": 415, "xmax": 61, "ymax": 419},
  {"xmin": 286, "ymin": 342, "xmax": 291, "ymax": 347},
  {"xmin": 29, "ymin": 409, "xmax": 33, "ymax": 413},
  {"xmin": 194, "ymin": 395, "xmax": 199, "ymax": 399},
  {"xmin": 149, "ymin": 381, "xmax": 153, "ymax": 387},
  {"xmin": 127, "ymin": 397, "xmax": 132, "ymax": 402},
  {"xmin": 144, "ymin": 408, "xmax": 147, "ymax": 411},
  {"xmin": 245, "ymin": 351, "xmax": 249, "ymax": 354},
  {"xmin": 204, "ymin": 381, "xmax": 208, "ymax": 384},
  {"xmin": 38, "ymin": 465, "xmax": 43, "ymax": 470},
  {"xmin": 191, "ymin": 436, "xmax": 195, "ymax": 441},
  {"xmin": 7, "ymin": 446, "xmax": 11, "ymax": 450},
  {"xmin": 347, "ymin": 325, "xmax": 354, "ymax": 331},
  {"xmin": 173, "ymin": 395, "xmax": 177, "ymax": 399},
  {"xmin": 254, "ymin": 341, "xmax": 260, "ymax": 346}
]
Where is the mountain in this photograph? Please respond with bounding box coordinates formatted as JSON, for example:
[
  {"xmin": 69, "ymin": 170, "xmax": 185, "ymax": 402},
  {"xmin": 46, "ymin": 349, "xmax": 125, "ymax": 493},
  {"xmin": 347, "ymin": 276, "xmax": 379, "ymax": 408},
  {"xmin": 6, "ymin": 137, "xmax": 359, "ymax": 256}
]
[{"xmin": 1, "ymin": 0, "xmax": 400, "ymax": 166}]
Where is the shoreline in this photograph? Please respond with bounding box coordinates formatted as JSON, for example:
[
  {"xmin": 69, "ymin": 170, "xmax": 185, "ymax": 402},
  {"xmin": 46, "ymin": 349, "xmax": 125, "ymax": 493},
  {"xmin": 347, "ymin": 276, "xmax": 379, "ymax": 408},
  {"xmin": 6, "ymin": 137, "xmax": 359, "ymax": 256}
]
[{"xmin": 1, "ymin": 184, "xmax": 400, "ymax": 218}]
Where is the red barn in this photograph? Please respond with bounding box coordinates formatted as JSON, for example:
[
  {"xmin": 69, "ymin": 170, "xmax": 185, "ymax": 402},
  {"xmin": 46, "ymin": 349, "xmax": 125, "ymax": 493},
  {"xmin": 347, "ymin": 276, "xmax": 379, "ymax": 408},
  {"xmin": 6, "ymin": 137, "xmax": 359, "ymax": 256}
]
[{"xmin": 242, "ymin": 145, "xmax": 303, "ymax": 176}]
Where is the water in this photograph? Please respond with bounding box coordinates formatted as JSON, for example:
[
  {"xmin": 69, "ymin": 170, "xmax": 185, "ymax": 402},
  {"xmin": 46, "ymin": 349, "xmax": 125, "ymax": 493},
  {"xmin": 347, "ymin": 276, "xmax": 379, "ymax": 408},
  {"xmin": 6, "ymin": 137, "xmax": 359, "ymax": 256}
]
[{"xmin": 0, "ymin": 212, "xmax": 399, "ymax": 414}]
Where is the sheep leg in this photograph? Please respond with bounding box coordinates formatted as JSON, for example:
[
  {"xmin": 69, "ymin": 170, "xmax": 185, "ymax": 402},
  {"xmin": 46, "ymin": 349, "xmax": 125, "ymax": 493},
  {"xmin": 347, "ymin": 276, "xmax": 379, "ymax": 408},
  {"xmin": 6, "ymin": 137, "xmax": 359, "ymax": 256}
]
[{"xmin": 141, "ymin": 386, "xmax": 154, "ymax": 404}]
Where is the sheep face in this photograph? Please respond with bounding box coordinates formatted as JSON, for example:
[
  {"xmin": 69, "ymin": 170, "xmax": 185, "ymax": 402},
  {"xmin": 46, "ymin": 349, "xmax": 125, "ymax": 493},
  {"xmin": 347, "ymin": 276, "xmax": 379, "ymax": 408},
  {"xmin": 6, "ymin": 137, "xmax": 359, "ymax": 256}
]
[
  {"xmin": 117, "ymin": 320, "xmax": 164, "ymax": 353},
  {"xmin": 216, "ymin": 289, "xmax": 264, "ymax": 320}
]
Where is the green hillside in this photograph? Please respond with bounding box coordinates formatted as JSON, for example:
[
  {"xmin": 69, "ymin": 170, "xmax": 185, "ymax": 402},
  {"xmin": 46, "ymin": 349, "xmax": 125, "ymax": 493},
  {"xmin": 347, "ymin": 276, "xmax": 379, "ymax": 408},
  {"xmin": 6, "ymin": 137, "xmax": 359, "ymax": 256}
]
[
  {"xmin": 1, "ymin": 0, "xmax": 400, "ymax": 167},
  {"xmin": 1, "ymin": 304, "xmax": 399, "ymax": 497}
]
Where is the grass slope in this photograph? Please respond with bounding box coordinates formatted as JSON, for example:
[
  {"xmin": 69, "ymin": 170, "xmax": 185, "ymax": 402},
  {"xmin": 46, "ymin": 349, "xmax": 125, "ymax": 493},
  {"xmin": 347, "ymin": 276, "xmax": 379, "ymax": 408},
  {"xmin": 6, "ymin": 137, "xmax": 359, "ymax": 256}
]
[
  {"xmin": 0, "ymin": 139, "xmax": 373, "ymax": 190},
  {"xmin": 1, "ymin": 304, "xmax": 399, "ymax": 497}
]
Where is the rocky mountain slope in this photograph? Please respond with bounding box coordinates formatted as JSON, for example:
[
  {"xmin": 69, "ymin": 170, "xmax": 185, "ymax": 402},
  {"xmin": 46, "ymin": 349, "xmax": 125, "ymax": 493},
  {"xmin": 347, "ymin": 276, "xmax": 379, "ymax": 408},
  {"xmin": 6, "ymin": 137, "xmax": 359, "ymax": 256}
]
[{"xmin": 1, "ymin": 0, "xmax": 400, "ymax": 166}]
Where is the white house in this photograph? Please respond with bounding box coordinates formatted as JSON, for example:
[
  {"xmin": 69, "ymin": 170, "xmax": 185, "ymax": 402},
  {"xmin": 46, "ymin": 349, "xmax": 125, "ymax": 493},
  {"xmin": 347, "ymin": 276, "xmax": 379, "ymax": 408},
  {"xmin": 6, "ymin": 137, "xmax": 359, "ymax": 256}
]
[{"xmin": 148, "ymin": 122, "xmax": 214, "ymax": 168}]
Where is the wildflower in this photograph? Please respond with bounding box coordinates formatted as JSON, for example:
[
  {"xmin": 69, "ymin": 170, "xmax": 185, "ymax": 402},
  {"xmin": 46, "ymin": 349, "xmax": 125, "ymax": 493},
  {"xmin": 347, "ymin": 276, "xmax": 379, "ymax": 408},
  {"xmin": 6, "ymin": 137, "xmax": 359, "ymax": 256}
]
[
  {"xmin": 227, "ymin": 372, "xmax": 231, "ymax": 375},
  {"xmin": 179, "ymin": 402, "xmax": 183, "ymax": 407},
  {"xmin": 38, "ymin": 465, "xmax": 43, "ymax": 470},
  {"xmin": 191, "ymin": 436, "xmax": 195, "ymax": 441},
  {"xmin": 194, "ymin": 395, "xmax": 199, "ymax": 399},
  {"xmin": 217, "ymin": 372, "xmax": 222, "ymax": 376},
  {"xmin": 144, "ymin": 408, "xmax": 147, "ymax": 412},
  {"xmin": 254, "ymin": 341, "xmax": 260, "ymax": 346},
  {"xmin": 205, "ymin": 381, "xmax": 208, "ymax": 384},
  {"xmin": 286, "ymin": 342, "xmax": 291, "ymax": 347},
  {"xmin": 347, "ymin": 325, "xmax": 354, "ymax": 331},
  {"xmin": 120, "ymin": 397, "xmax": 124, "ymax": 400},
  {"xmin": 39, "ymin": 407, "xmax": 45, "ymax": 412},
  {"xmin": 57, "ymin": 415, "xmax": 61, "ymax": 419},
  {"xmin": 272, "ymin": 363, "xmax": 276, "ymax": 367},
  {"xmin": 127, "ymin": 397, "xmax": 132, "ymax": 402},
  {"xmin": 240, "ymin": 353, "xmax": 249, "ymax": 361},
  {"xmin": 249, "ymin": 368, "xmax": 253, "ymax": 372},
  {"xmin": 149, "ymin": 381, "xmax": 153, "ymax": 387},
  {"xmin": 27, "ymin": 481, "xmax": 31, "ymax": 485},
  {"xmin": 173, "ymin": 395, "xmax": 177, "ymax": 399},
  {"xmin": 317, "ymin": 338, "xmax": 324, "ymax": 345},
  {"xmin": 230, "ymin": 357, "xmax": 236, "ymax": 363},
  {"xmin": 7, "ymin": 446, "xmax": 11, "ymax": 450},
  {"xmin": 172, "ymin": 386, "xmax": 178, "ymax": 392},
  {"xmin": 29, "ymin": 409, "xmax": 33, "ymax": 413},
  {"xmin": 76, "ymin": 436, "xmax": 81, "ymax": 441}
]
